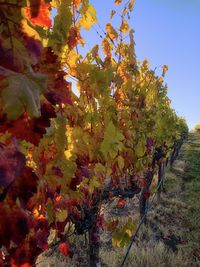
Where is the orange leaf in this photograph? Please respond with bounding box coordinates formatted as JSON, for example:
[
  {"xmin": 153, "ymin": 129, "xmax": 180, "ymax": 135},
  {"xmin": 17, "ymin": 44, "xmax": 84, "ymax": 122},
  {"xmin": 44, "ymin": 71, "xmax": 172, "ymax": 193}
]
[
  {"xmin": 73, "ymin": 0, "xmax": 81, "ymax": 10},
  {"xmin": 24, "ymin": 0, "xmax": 52, "ymax": 28},
  {"xmin": 115, "ymin": 0, "xmax": 122, "ymax": 5}
]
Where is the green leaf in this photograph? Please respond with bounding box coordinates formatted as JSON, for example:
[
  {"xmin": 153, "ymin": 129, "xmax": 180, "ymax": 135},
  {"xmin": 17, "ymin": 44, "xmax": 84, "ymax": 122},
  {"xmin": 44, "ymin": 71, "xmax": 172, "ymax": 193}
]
[
  {"xmin": 117, "ymin": 156, "xmax": 124, "ymax": 170},
  {"xmin": 56, "ymin": 209, "xmax": 68, "ymax": 222},
  {"xmin": 112, "ymin": 218, "xmax": 136, "ymax": 248},
  {"xmin": 54, "ymin": 116, "xmax": 67, "ymax": 154},
  {"xmin": 100, "ymin": 122, "xmax": 124, "ymax": 160},
  {"xmin": 46, "ymin": 199, "xmax": 54, "ymax": 225},
  {"xmin": 19, "ymin": 140, "xmax": 33, "ymax": 156},
  {"xmin": 135, "ymin": 137, "xmax": 146, "ymax": 158},
  {"xmin": 0, "ymin": 68, "xmax": 47, "ymax": 120},
  {"xmin": 3, "ymin": 37, "xmax": 32, "ymax": 69},
  {"xmin": 51, "ymin": 0, "xmax": 72, "ymax": 48},
  {"xmin": 89, "ymin": 176, "xmax": 101, "ymax": 193}
]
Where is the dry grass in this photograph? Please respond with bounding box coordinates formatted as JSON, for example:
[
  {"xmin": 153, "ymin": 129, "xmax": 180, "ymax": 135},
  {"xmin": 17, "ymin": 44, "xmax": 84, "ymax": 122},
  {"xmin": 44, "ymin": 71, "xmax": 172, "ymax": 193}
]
[{"xmin": 100, "ymin": 240, "xmax": 188, "ymax": 267}]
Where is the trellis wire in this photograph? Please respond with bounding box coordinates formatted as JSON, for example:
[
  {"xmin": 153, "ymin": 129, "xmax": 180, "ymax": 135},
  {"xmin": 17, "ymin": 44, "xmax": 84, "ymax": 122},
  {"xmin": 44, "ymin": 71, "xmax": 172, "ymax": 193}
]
[{"xmin": 118, "ymin": 166, "xmax": 168, "ymax": 267}]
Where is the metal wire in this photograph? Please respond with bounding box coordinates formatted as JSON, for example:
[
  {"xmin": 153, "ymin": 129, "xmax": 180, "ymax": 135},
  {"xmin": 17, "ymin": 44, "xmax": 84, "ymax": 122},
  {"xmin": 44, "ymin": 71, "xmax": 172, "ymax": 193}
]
[{"xmin": 118, "ymin": 169, "xmax": 167, "ymax": 267}]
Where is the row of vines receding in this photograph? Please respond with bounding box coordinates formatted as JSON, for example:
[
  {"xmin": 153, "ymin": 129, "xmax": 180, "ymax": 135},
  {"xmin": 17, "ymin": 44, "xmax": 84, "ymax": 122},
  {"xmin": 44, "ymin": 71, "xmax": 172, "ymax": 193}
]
[{"xmin": 0, "ymin": 1, "xmax": 188, "ymax": 266}]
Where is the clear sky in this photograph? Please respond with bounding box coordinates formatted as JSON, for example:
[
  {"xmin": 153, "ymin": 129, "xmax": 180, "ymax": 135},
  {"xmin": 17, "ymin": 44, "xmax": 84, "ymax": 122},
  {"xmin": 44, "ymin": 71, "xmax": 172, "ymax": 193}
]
[{"xmin": 81, "ymin": 0, "xmax": 200, "ymax": 130}]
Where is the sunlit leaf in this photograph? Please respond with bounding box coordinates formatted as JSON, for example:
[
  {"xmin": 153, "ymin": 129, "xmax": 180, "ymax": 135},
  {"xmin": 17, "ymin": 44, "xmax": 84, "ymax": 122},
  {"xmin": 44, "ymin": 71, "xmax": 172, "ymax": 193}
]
[
  {"xmin": 24, "ymin": 0, "xmax": 52, "ymax": 28},
  {"xmin": 78, "ymin": 4, "xmax": 97, "ymax": 30},
  {"xmin": 106, "ymin": 23, "xmax": 118, "ymax": 40},
  {"xmin": 120, "ymin": 20, "xmax": 129, "ymax": 34},
  {"xmin": 114, "ymin": 0, "xmax": 122, "ymax": 6}
]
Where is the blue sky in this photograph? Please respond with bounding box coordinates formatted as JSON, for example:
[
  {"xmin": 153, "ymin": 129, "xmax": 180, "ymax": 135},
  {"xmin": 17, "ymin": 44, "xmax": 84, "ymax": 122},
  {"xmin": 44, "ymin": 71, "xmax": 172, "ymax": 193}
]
[{"xmin": 81, "ymin": 0, "xmax": 200, "ymax": 130}]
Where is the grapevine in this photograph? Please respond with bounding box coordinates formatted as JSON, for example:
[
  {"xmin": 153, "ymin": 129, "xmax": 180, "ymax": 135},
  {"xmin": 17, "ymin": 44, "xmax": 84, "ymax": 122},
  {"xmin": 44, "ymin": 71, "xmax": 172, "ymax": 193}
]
[{"xmin": 0, "ymin": 1, "xmax": 188, "ymax": 266}]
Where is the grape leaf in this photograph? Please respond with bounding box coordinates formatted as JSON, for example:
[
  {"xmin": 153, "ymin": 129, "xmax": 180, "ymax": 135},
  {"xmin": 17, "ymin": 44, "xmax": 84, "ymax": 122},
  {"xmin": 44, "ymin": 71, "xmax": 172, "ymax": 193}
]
[
  {"xmin": 88, "ymin": 176, "xmax": 101, "ymax": 193},
  {"xmin": 117, "ymin": 155, "xmax": 124, "ymax": 170},
  {"xmin": 24, "ymin": 0, "xmax": 52, "ymax": 28},
  {"xmin": 120, "ymin": 20, "xmax": 129, "ymax": 34},
  {"xmin": 135, "ymin": 137, "xmax": 146, "ymax": 158},
  {"xmin": 106, "ymin": 23, "xmax": 118, "ymax": 40},
  {"xmin": 0, "ymin": 140, "xmax": 25, "ymax": 188},
  {"xmin": 0, "ymin": 67, "xmax": 47, "ymax": 120},
  {"xmin": 78, "ymin": 4, "xmax": 97, "ymax": 30},
  {"xmin": 114, "ymin": 0, "xmax": 122, "ymax": 5},
  {"xmin": 50, "ymin": 1, "xmax": 72, "ymax": 48},
  {"xmin": 56, "ymin": 209, "xmax": 68, "ymax": 222},
  {"xmin": 100, "ymin": 122, "xmax": 124, "ymax": 160}
]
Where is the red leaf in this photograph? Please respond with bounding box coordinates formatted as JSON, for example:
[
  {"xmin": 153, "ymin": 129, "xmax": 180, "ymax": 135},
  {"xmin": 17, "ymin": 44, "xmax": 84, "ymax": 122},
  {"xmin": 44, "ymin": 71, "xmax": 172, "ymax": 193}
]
[
  {"xmin": 144, "ymin": 191, "xmax": 151, "ymax": 199},
  {"xmin": 90, "ymin": 233, "xmax": 100, "ymax": 243},
  {"xmin": 59, "ymin": 243, "xmax": 70, "ymax": 257},
  {"xmin": 0, "ymin": 140, "xmax": 25, "ymax": 188},
  {"xmin": 117, "ymin": 198, "xmax": 126, "ymax": 207},
  {"xmin": 24, "ymin": 0, "xmax": 52, "ymax": 28},
  {"xmin": 11, "ymin": 261, "xmax": 32, "ymax": 267},
  {"xmin": 67, "ymin": 27, "xmax": 80, "ymax": 50},
  {"xmin": 137, "ymin": 178, "xmax": 147, "ymax": 188}
]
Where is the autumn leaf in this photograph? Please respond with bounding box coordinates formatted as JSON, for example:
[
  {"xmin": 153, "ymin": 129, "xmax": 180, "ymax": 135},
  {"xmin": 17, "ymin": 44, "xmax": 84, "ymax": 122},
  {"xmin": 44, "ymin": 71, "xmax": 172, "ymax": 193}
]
[
  {"xmin": 59, "ymin": 242, "xmax": 70, "ymax": 256},
  {"xmin": 110, "ymin": 10, "xmax": 116, "ymax": 19},
  {"xmin": 46, "ymin": 199, "xmax": 54, "ymax": 224},
  {"xmin": 117, "ymin": 198, "xmax": 126, "ymax": 207},
  {"xmin": 128, "ymin": 0, "xmax": 135, "ymax": 11},
  {"xmin": 56, "ymin": 209, "xmax": 68, "ymax": 222},
  {"xmin": 24, "ymin": 0, "xmax": 52, "ymax": 28},
  {"xmin": 89, "ymin": 176, "xmax": 101, "ymax": 193},
  {"xmin": 117, "ymin": 155, "xmax": 124, "ymax": 170},
  {"xmin": 144, "ymin": 190, "xmax": 151, "ymax": 199},
  {"xmin": 73, "ymin": 0, "xmax": 82, "ymax": 10},
  {"xmin": 0, "ymin": 140, "xmax": 25, "ymax": 188},
  {"xmin": 120, "ymin": 20, "xmax": 129, "ymax": 34},
  {"xmin": 51, "ymin": 2, "xmax": 72, "ymax": 48},
  {"xmin": 100, "ymin": 122, "xmax": 124, "ymax": 160},
  {"xmin": 162, "ymin": 65, "xmax": 169, "ymax": 77},
  {"xmin": 0, "ymin": 68, "xmax": 47, "ymax": 120},
  {"xmin": 114, "ymin": 0, "xmax": 122, "ymax": 6},
  {"xmin": 78, "ymin": 4, "xmax": 97, "ymax": 30},
  {"xmin": 67, "ymin": 27, "xmax": 80, "ymax": 50},
  {"xmin": 106, "ymin": 23, "xmax": 118, "ymax": 40},
  {"xmin": 135, "ymin": 137, "xmax": 146, "ymax": 158},
  {"xmin": 102, "ymin": 38, "xmax": 112, "ymax": 57}
]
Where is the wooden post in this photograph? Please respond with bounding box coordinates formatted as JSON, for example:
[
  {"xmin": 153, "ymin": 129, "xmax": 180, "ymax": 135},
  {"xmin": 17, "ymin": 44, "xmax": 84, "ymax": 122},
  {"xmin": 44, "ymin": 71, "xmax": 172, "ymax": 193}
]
[
  {"xmin": 157, "ymin": 161, "xmax": 163, "ymax": 202},
  {"xmin": 139, "ymin": 170, "xmax": 154, "ymax": 222},
  {"xmin": 88, "ymin": 205, "xmax": 100, "ymax": 267}
]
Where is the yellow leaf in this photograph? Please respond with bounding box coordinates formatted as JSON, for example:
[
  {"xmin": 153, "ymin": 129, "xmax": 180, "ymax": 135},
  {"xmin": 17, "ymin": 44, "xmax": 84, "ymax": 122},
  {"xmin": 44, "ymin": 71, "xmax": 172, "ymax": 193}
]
[
  {"xmin": 21, "ymin": 19, "xmax": 41, "ymax": 41},
  {"xmin": 102, "ymin": 38, "xmax": 112, "ymax": 57},
  {"xmin": 106, "ymin": 23, "xmax": 118, "ymax": 40},
  {"xmin": 125, "ymin": 229, "xmax": 132, "ymax": 237},
  {"xmin": 128, "ymin": 0, "xmax": 135, "ymax": 11},
  {"xmin": 78, "ymin": 4, "xmax": 97, "ymax": 30},
  {"xmin": 120, "ymin": 20, "xmax": 129, "ymax": 34}
]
